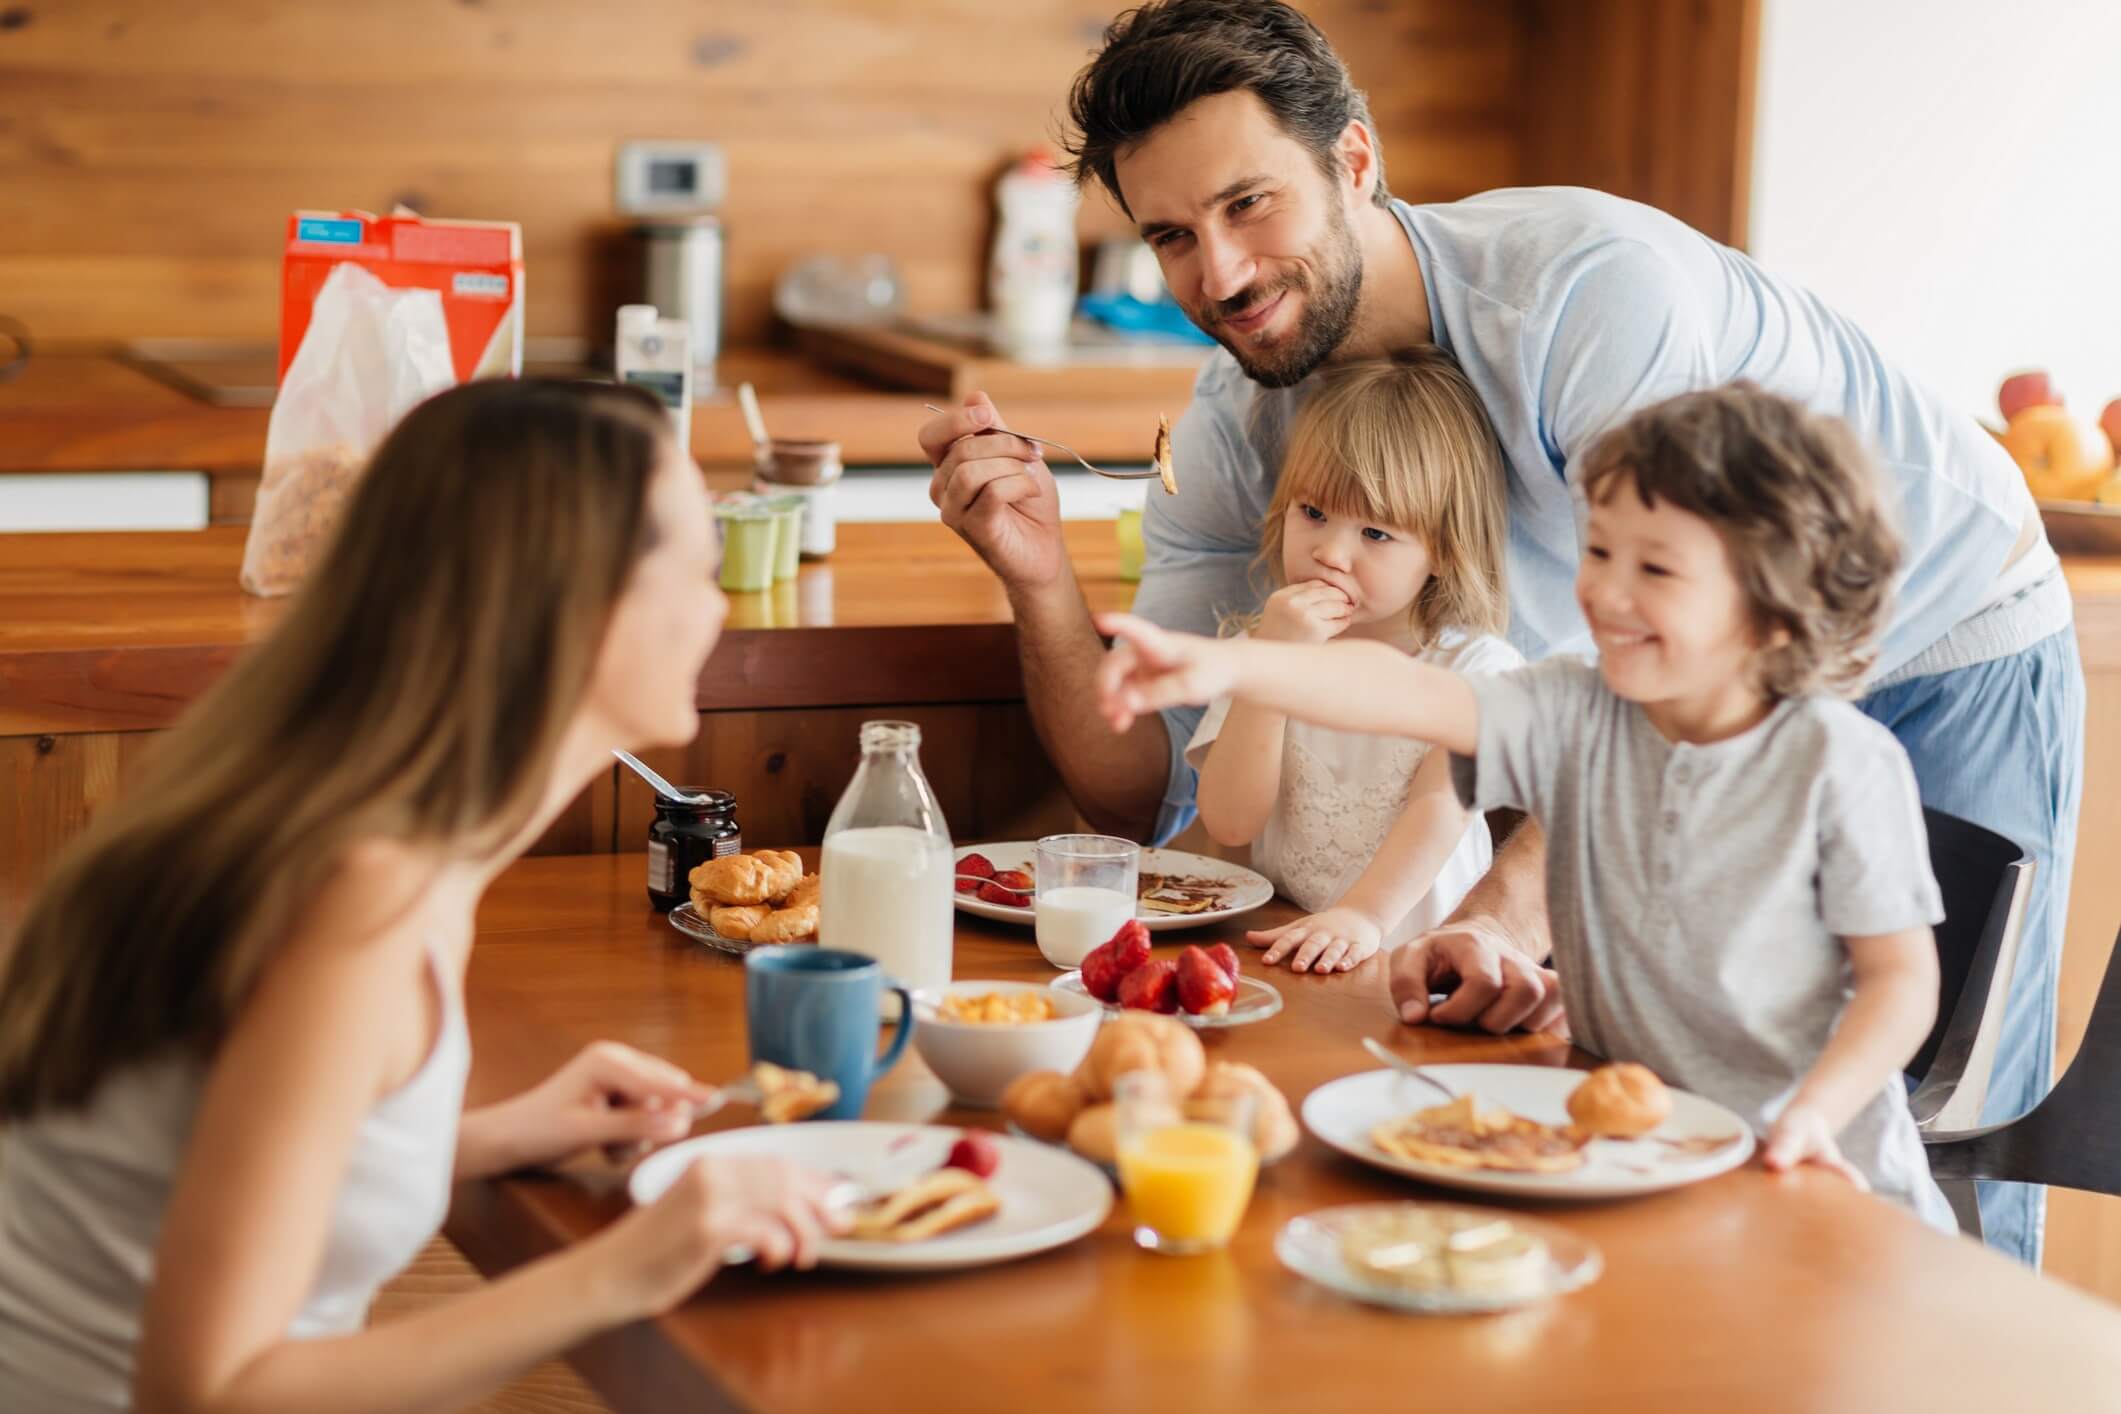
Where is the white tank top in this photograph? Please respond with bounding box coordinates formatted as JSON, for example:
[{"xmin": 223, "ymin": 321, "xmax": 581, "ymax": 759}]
[{"xmin": 0, "ymin": 942, "xmax": 469, "ymax": 1412}]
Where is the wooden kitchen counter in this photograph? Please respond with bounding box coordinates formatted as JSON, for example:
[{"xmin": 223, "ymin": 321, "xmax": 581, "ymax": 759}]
[
  {"xmin": 0, "ymin": 519, "xmax": 1134, "ymax": 737},
  {"xmin": 10, "ymin": 517, "xmax": 2121, "ymax": 739}
]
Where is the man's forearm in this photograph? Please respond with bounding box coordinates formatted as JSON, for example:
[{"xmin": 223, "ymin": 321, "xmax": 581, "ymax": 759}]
[
  {"xmin": 1447, "ymin": 819, "xmax": 1552, "ymax": 963},
  {"xmin": 1014, "ymin": 572, "xmax": 1170, "ymax": 842}
]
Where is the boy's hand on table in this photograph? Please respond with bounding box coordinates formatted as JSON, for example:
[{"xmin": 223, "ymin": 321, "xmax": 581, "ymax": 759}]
[{"xmin": 1764, "ymin": 1103, "xmax": 1870, "ymax": 1190}]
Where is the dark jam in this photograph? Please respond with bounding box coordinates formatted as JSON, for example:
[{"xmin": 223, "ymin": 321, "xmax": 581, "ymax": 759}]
[{"xmin": 647, "ymin": 790, "xmax": 742, "ymax": 911}]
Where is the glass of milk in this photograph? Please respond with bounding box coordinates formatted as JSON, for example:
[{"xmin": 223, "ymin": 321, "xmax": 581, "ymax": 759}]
[
  {"xmin": 818, "ymin": 721, "xmax": 955, "ymax": 1016},
  {"xmin": 1035, "ymin": 834, "xmax": 1140, "ymax": 969}
]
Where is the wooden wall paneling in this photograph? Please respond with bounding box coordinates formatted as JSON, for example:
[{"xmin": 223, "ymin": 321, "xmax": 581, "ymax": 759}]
[
  {"xmin": 1518, "ymin": 0, "xmax": 1760, "ymax": 248},
  {"xmin": 2047, "ymin": 664, "xmax": 2121, "ymax": 1299},
  {"xmin": 0, "ymin": 730, "xmax": 160, "ymax": 937},
  {"xmin": 0, "ymin": 730, "xmax": 605, "ymax": 937},
  {"xmin": 616, "ymin": 703, "xmax": 1073, "ymax": 854},
  {"xmin": 0, "ymin": 1, "xmax": 1528, "ymax": 345}
]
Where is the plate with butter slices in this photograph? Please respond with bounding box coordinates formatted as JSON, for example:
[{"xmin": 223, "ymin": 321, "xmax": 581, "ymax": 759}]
[
  {"xmin": 1278, "ymin": 1202, "xmax": 1602, "ymax": 1314},
  {"xmin": 1301, "ymin": 1063, "xmax": 1755, "ymax": 1200},
  {"xmin": 954, "ymin": 843, "xmax": 1272, "ymax": 933},
  {"xmin": 629, "ymin": 1122, "xmax": 1111, "ymax": 1272}
]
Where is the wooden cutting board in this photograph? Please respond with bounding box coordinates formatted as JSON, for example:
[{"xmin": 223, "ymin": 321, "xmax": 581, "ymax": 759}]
[{"xmin": 795, "ymin": 315, "xmax": 1209, "ymax": 405}]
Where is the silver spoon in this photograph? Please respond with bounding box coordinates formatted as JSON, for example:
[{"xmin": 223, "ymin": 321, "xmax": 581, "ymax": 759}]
[
  {"xmin": 1361, "ymin": 1037, "xmax": 1460, "ymax": 1103},
  {"xmin": 922, "ymin": 403, "xmax": 1167, "ymax": 481},
  {"xmin": 613, "ymin": 749, "xmax": 706, "ymax": 804}
]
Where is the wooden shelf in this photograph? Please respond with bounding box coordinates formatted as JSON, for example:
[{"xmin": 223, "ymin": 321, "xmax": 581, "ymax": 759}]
[{"xmin": 0, "ymin": 350, "xmax": 1195, "ymax": 480}]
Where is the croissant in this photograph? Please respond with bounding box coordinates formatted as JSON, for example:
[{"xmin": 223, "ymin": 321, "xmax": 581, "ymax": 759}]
[
  {"xmin": 750, "ymin": 902, "xmax": 819, "ymax": 945},
  {"xmin": 709, "ymin": 904, "xmax": 770, "ymax": 940},
  {"xmin": 691, "ymin": 852, "xmax": 789, "ymax": 906}
]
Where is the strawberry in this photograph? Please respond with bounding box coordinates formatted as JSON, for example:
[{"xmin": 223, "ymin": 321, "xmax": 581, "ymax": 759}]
[
  {"xmin": 1081, "ymin": 941, "xmax": 1129, "ymax": 1002},
  {"xmin": 1177, "ymin": 945, "xmax": 1236, "ymax": 1016},
  {"xmin": 977, "ymin": 869, "xmax": 1034, "ymax": 906},
  {"xmin": 957, "ymin": 852, "xmax": 998, "ymax": 895},
  {"xmin": 1206, "ymin": 942, "xmax": 1241, "ymax": 983},
  {"xmin": 944, "ymin": 1131, "xmax": 1001, "ymax": 1179},
  {"xmin": 1118, "ymin": 957, "xmax": 1180, "ymax": 1013},
  {"xmin": 1106, "ymin": 919, "xmax": 1152, "ymax": 972}
]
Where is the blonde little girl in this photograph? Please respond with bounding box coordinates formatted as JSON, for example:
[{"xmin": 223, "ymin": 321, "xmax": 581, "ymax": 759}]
[
  {"xmin": 1187, "ymin": 349, "xmax": 1523, "ymax": 975},
  {"xmin": 1102, "ymin": 383, "xmax": 1953, "ymax": 1225}
]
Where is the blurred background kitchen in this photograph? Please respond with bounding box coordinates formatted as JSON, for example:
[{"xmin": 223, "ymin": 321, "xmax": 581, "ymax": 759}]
[{"xmin": 4, "ymin": 0, "xmax": 2121, "ymax": 1355}]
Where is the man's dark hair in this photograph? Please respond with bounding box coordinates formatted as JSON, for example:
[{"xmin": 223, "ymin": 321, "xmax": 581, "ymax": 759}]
[{"xmin": 1063, "ymin": 0, "xmax": 1390, "ymax": 216}]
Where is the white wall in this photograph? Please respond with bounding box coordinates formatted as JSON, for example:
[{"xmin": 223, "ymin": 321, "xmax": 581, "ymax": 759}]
[{"xmin": 1750, "ymin": 0, "xmax": 2121, "ymax": 426}]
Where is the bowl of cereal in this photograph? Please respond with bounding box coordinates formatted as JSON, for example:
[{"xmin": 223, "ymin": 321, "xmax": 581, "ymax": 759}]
[{"xmin": 910, "ymin": 980, "xmax": 1104, "ymax": 1108}]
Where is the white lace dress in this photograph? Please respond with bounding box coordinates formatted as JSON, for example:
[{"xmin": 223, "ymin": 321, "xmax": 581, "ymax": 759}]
[{"xmin": 1185, "ymin": 631, "xmax": 1525, "ymax": 949}]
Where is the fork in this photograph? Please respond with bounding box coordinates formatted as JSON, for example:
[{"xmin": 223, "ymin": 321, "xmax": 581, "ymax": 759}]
[
  {"xmin": 922, "ymin": 403, "xmax": 1167, "ymax": 481},
  {"xmin": 1361, "ymin": 1037, "xmax": 1460, "ymax": 1103}
]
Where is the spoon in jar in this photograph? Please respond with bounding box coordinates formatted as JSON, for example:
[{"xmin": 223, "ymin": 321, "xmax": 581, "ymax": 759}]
[{"xmin": 613, "ymin": 749, "xmax": 707, "ymax": 805}]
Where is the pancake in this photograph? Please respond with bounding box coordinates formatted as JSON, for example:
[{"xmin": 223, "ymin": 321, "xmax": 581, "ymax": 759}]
[{"xmin": 1371, "ymin": 1094, "xmax": 1588, "ymax": 1174}]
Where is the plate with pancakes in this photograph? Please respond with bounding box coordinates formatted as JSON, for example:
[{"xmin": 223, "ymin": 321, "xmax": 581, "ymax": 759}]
[
  {"xmin": 628, "ymin": 1122, "xmax": 1112, "ymax": 1272},
  {"xmin": 953, "ymin": 842, "xmax": 1272, "ymax": 933},
  {"xmin": 1301, "ymin": 1063, "xmax": 1755, "ymax": 1200}
]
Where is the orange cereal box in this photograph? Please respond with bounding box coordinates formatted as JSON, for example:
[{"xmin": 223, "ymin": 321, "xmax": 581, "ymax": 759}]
[{"xmin": 277, "ymin": 210, "xmax": 523, "ymax": 386}]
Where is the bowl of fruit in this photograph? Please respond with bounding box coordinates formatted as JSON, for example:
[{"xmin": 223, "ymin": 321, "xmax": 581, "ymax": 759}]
[
  {"xmin": 1991, "ymin": 370, "xmax": 2121, "ymax": 555},
  {"xmin": 1054, "ymin": 921, "xmax": 1283, "ymax": 1029}
]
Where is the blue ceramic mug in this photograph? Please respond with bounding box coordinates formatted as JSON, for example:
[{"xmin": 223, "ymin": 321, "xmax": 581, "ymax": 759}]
[{"xmin": 744, "ymin": 947, "xmax": 914, "ymax": 1120}]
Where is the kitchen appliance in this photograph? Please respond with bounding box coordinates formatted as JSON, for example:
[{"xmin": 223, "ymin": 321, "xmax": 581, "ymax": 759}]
[{"xmin": 639, "ymin": 217, "xmax": 723, "ymax": 389}]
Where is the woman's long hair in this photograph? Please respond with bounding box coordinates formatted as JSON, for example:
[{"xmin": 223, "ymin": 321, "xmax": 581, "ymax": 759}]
[
  {"xmin": 1242, "ymin": 348, "xmax": 1510, "ymax": 644},
  {"xmin": 0, "ymin": 378, "xmax": 673, "ymax": 1119}
]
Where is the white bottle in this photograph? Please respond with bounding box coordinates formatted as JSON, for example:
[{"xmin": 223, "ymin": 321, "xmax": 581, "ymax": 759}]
[
  {"xmin": 988, "ymin": 148, "xmax": 1081, "ymax": 357},
  {"xmin": 614, "ymin": 304, "xmax": 693, "ymax": 449},
  {"xmin": 818, "ymin": 721, "xmax": 955, "ymax": 1014}
]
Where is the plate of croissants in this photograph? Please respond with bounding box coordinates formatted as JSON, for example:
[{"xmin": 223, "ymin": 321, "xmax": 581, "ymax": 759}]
[{"xmin": 670, "ymin": 849, "xmax": 820, "ymax": 953}]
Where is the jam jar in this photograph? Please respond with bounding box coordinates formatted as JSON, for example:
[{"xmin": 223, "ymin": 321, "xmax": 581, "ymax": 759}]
[{"xmin": 647, "ymin": 790, "xmax": 742, "ymax": 911}]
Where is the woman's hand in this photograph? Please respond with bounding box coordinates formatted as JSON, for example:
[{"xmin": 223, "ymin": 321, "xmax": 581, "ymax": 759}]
[
  {"xmin": 583, "ymin": 1156, "xmax": 851, "ymax": 1321},
  {"xmin": 1094, "ymin": 613, "xmax": 1243, "ymax": 733},
  {"xmin": 1763, "ymin": 1103, "xmax": 1869, "ymax": 1190},
  {"xmin": 1247, "ymin": 907, "xmax": 1382, "ymax": 973},
  {"xmin": 460, "ymin": 1040, "xmax": 718, "ymax": 1179},
  {"xmin": 1257, "ymin": 581, "xmax": 1353, "ymax": 644}
]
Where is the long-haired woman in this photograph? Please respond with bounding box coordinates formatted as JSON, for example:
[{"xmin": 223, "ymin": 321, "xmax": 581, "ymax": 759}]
[{"xmin": 0, "ymin": 378, "xmax": 843, "ymax": 1413}]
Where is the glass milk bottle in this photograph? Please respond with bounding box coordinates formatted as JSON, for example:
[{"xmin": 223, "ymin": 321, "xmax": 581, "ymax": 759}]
[{"xmin": 818, "ymin": 721, "xmax": 955, "ymax": 1011}]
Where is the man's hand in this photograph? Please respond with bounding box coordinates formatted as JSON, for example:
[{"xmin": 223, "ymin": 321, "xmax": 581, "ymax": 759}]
[
  {"xmin": 921, "ymin": 393, "xmax": 1065, "ymax": 592},
  {"xmin": 1387, "ymin": 916, "xmax": 1566, "ymax": 1034},
  {"xmin": 1257, "ymin": 581, "xmax": 1353, "ymax": 644}
]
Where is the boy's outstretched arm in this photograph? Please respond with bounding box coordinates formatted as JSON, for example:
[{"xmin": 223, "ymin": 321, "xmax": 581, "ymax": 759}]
[{"xmin": 1095, "ymin": 614, "xmax": 1480, "ymax": 757}]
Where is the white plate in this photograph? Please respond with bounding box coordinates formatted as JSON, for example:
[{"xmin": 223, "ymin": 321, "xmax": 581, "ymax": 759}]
[
  {"xmin": 628, "ymin": 1122, "xmax": 1113, "ymax": 1272},
  {"xmin": 953, "ymin": 842, "xmax": 1273, "ymax": 933},
  {"xmin": 1301, "ymin": 1065, "xmax": 1756, "ymax": 1200},
  {"xmin": 1052, "ymin": 969, "xmax": 1284, "ymax": 1030},
  {"xmin": 1277, "ymin": 1202, "xmax": 1602, "ymax": 1314}
]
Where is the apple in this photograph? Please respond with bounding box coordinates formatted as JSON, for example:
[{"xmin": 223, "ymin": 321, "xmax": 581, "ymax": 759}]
[{"xmin": 1999, "ymin": 370, "xmax": 2059, "ymax": 422}]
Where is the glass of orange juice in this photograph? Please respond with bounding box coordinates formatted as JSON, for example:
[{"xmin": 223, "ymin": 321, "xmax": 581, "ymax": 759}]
[{"xmin": 1114, "ymin": 1072, "xmax": 1259, "ymax": 1255}]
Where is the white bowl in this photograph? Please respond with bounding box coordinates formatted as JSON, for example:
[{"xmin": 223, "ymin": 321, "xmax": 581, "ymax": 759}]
[{"xmin": 909, "ymin": 980, "xmax": 1103, "ymax": 1108}]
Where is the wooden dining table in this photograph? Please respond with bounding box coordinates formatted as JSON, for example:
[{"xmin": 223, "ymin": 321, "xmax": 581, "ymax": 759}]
[{"xmin": 453, "ymin": 853, "xmax": 2121, "ymax": 1413}]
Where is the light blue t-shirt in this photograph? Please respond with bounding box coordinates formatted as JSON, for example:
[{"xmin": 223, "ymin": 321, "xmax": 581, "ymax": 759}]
[{"xmin": 1135, "ymin": 186, "xmax": 2032, "ymax": 842}]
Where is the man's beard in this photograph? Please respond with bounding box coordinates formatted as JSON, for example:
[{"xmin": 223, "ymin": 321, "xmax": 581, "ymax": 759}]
[{"xmin": 1194, "ymin": 199, "xmax": 1365, "ymax": 390}]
